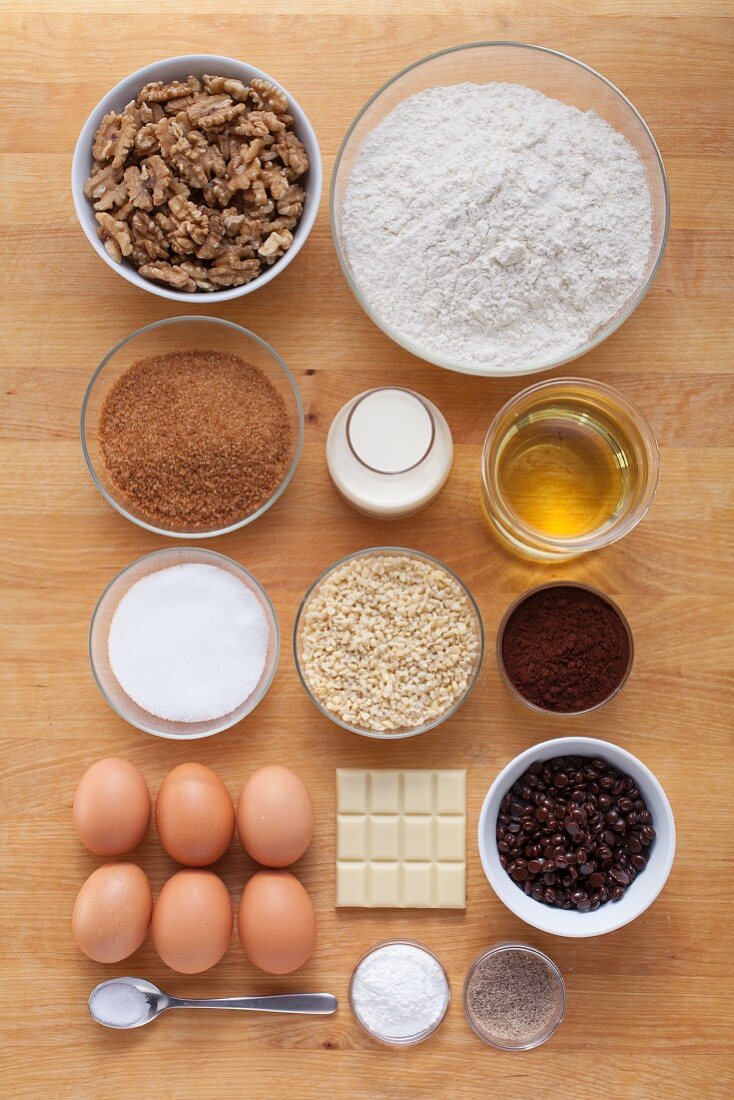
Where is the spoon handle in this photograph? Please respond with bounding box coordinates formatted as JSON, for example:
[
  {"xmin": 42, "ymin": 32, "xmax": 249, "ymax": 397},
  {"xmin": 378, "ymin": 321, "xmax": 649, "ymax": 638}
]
[{"xmin": 171, "ymin": 993, "xmax": 338, "ymax": 1015}]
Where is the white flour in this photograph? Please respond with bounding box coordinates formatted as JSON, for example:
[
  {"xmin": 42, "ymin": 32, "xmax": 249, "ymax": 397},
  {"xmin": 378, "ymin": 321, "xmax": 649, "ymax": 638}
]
[{"xmin": 341, "ymin": 82, "xmax": 653, "ymax": 372}]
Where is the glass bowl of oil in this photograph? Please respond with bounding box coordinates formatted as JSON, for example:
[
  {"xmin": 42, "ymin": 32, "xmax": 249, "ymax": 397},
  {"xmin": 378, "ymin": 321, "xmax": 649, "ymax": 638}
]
[{"xmin": 481, "ymin": 378, "xmax": 660, "ymax": 561}]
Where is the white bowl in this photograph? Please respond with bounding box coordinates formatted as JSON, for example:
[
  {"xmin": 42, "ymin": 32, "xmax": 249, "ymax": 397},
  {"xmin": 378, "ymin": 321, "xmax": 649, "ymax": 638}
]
[
  {"xmin": 71, "ymin": 54, "xmax": 322, "ymax": 303},
  {"xmin": 478, "ymin": 737, "xmax": 675, "ymax": 937}
]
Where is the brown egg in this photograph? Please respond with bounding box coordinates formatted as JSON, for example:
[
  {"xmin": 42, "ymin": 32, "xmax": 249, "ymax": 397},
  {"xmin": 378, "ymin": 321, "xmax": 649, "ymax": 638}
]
[
  {"xmin": 237, "ymin": 870, "xmax": 316, "ymax": 975},
  {"xmin": 237, "ymin": 766, "xmax": 314, "ymax": 868},
  {"xmin": 152, "ymin": 869, "xmax": 232, "ymax": 974},
  {"xmin": 155, "ymin": 763, "xmax": 234, "ymax": 866},
  {"xmin": 72, "ymin": 862, "xmax": 152, "ymax": 963},
  {"xmin": 73, "ymin": 758, "xmax": 150, "ymax": 856}
]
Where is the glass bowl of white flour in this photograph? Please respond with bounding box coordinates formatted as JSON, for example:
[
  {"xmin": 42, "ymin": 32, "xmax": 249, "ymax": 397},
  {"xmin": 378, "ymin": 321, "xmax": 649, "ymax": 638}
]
[{"xmin": 331, "ymin": 42, "xmax": 669, "ymax": 377}]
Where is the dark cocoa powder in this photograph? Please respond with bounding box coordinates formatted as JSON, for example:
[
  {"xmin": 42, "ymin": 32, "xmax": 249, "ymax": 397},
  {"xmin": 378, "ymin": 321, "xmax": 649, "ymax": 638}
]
[{"xmin": 500, "ymin": 585, "xmax": 630, "ymax": 713}]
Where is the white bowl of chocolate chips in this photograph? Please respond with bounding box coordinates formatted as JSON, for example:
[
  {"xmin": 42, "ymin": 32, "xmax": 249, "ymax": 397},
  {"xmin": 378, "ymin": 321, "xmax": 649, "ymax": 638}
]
[
  {"xmin": 71, "ymin": 54, "xmax": 322, "ymax": 301},
  {"xmin": 479, "ymin": 737, "xmax": 676, "ymax": 938}
]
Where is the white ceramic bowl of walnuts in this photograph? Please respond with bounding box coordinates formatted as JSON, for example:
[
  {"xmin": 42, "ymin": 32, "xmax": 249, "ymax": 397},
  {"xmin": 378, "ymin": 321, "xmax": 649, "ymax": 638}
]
[{"xmin": 71, "ymin": 54, "xmax": 322, "ymax": 302}]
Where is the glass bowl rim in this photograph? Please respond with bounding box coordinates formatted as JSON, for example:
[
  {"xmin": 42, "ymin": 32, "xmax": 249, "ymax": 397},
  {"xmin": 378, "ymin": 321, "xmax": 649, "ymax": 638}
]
[
  {"xmin": 80, "ymin": 315, "xmax": 305, "ymax": 539},
  {"xmin": 349, "ymin": 938, "xmax": 451, "ymax": 1047},
  {"xmin": 88, "ymin": 546, "xmax": 281, "ymax": 739},
  {"xmin": 496, "ymin": 580, "xmax": 635, "ymax": 716},
  {"xmin": 292, "ymin": 545, "xmax": 485, "ymax": 739},
  {"xmin": 481, "ymin": 376, "xmax": 661, "ymax": 554},
  {"xmin": 463, "ymin": 942, "xmax": 566, "ymax": 1050},
  {"xmin": 329, "ymin": 40, "xmax": 671, "ymax": 379}
]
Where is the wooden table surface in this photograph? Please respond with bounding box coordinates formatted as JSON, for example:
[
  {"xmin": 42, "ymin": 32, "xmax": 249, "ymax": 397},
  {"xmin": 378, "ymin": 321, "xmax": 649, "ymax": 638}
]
[{"xmin": 2, "ymin": 2, "xmax": 733, "ymax": 1097}]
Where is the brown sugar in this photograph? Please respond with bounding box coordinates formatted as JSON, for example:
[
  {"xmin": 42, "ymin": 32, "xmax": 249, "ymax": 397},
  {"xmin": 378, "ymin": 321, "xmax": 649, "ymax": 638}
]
[{"xmin": 99, "ymin": 349, "xmax": 292, "ymax": 529}]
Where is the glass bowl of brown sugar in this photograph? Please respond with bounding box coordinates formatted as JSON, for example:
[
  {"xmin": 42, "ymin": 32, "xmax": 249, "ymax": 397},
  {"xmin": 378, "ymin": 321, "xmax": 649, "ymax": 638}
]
[{"xmin": 81, "ymin": 316, "xmax": 304, "ymax": 538}]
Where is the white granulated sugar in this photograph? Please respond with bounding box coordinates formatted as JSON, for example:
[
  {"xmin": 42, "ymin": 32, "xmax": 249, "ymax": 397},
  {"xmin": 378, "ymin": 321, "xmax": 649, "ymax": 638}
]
[
  {"xmin": 351, "ymin": 943, "xmax": 449, "ymax": 1041},
  {"xmin": 90, "ymin": 981, "xmax": 150, "ymax": 1027},
  {"xmin": 342, "ymin": 82, "xmax": 653, "ymax": 372},
  {"xmin": 108, "ymin": 563, "xmax": 269, "ymax": 724}
]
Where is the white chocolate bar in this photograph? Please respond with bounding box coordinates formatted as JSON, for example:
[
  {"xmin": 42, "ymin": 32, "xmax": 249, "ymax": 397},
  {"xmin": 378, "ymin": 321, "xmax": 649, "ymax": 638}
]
[{"xmin": 336, "ymin": 769, "xmax": 466, "ymax": 908}]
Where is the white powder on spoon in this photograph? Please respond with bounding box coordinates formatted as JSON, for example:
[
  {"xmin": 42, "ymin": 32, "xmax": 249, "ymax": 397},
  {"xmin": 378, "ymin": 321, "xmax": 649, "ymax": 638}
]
[
  {"xmin": 341, "ymin": 82, "xmax": 654, "ymax": 372},
  {"xmin": 350, "ymin": 942, "xmax": 450, "ymax": 1042},
  {"xmin": 108, "ymin": 563, "xmax": 269, "ymax": 723},
  {"xmin": 90, "ymin": 981, "xmax": 150, "ymax": 1028}
]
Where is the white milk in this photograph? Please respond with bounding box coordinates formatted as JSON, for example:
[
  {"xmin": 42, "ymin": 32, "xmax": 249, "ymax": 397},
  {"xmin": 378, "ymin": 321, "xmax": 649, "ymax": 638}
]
[{"xmin": 326, "ymin": 387, "xmax": 453, "ymax": 518}]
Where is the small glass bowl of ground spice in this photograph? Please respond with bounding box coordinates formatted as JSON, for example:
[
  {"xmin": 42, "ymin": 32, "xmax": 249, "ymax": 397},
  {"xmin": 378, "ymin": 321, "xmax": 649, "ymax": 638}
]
[
  {"xmin": 463, "ymin": 944, "xmax": 565, "ymax": 1050},
  {"xmin": 497, "ymin": 582, "xmax": 634, "ymax": 715},
  {"xmin": 81, "ymin": 317, "xmax": 304, "ymax": 537}
]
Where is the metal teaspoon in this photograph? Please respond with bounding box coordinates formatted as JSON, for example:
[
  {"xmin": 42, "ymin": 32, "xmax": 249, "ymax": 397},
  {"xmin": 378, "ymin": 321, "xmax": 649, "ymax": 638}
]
[{"xmin": 89, "ymin": 977, "xmax": 338, "ymax": 1030}]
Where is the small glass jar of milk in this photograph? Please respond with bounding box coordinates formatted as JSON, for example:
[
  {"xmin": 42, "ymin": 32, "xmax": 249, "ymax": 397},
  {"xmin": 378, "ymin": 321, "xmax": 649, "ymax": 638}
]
[{"xmin": 326, "ymin": 387, "xmax": 453, "ymax": 518}]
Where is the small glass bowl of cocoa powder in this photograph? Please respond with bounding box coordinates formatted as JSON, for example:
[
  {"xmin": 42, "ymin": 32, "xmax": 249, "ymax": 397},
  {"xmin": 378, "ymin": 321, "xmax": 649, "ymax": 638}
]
[
  {"xmin": 496, "ymin": 582, "xmax": 634, "ymax": 716},
  {"xmin": 81, "ymin": 317, "xmax": 304, "ymax": 537}
]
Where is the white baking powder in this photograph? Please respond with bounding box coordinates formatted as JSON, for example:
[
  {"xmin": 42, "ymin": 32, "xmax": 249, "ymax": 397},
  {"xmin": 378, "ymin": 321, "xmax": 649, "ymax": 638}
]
[
  {"xmin": 108, "ymin": 563, "xmax": 269, "ymax": 723},
  {"xmin": 350, "ymin": 942, "xmax": 450, "ymax": 1042},
  {"xmin": 341, "ymin": 82, "xmax": 653, "ymax": 372},
  {"xmin": 90, "ymin": 981, "xmax": 150, "ymax": 1027}
]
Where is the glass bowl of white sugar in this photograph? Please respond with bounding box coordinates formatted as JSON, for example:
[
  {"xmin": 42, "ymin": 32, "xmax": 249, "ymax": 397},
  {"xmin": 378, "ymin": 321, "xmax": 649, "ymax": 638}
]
[
  {"xmin": 331, "ymin": 42, "xmax": 669, "ymax": 377},
  {"xmin": 89, "ymin": 547, "xmax": 279, "ymax": 739}
]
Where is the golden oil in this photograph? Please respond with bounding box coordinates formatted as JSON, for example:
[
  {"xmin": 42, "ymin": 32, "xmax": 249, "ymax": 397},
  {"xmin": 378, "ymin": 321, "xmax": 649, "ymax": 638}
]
[
  {"xmin": 482, "ymin": 380, "xmax": 659, "ymax": 560},
  {"xmin": 497, "ymin": 412, "xmax": 629, "ymax": 538}
]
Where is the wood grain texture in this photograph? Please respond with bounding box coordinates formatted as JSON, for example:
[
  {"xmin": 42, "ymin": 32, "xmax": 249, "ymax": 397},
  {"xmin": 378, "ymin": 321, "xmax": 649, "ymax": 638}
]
[{"xmin": 2, "ymin": 1, "xmax": 733, "ymax": 1097}]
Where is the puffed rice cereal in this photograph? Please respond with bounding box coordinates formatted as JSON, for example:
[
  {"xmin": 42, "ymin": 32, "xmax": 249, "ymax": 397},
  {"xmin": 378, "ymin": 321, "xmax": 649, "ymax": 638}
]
[{"xmin": 298, "ymin": 553, "xmax": 481, "ymax": 733}]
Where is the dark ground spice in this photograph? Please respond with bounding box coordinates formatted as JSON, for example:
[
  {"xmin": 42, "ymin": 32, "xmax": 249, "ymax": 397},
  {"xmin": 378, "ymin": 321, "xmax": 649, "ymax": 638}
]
[
  {"xmin": 500, "ymin": 584, "xmax": 631, "ymax": 713},
  {"xmin": 99, "ymin": 349, "xmax": 292, "ymax": 529}
]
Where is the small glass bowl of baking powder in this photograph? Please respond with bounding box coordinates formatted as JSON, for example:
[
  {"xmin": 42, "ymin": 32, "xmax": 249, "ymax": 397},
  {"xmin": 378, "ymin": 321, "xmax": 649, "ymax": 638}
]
[
  {"xmin": 349, "ymin": 940, "xmax": 451, "ymax": 1047},
  {"xmin": 463, "ymin": 943, "xmax": 566, "ymax": 1050}
]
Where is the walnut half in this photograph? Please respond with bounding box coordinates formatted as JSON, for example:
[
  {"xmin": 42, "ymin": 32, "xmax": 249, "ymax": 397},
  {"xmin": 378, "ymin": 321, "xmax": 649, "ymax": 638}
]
[{"xmin": 95, "ymin": 212, "xmax": 133, "ymax": 262}]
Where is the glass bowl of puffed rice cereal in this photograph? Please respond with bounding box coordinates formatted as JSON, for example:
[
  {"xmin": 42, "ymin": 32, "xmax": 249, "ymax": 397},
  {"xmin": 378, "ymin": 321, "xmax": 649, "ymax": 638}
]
[{"xmin": 293, "ymin": 547, "xmax": 484, "ymax": 739}]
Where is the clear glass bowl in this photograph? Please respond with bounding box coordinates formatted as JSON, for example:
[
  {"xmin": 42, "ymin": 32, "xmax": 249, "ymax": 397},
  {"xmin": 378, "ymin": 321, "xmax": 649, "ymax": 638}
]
[
  {"xmin": 481, "ymin": 378, "xmax": 660, "ymax": 561},
  {"xmin": 293, "ymin": 547, "xmax": 484, "ymax": 739},
  {"xmin": 463, "ymin": 943, "xmax": 566, "ymax": 1050},
  {"xmin": 89, "ymin": 547, "xmax": 280, "ymax": 739},
  {"xmin": 496, "ymin": 582, "xmax": 635, "ymax": 716},
  {"xmin": 331, "ymin": 42, "xmax": 669, "ymax": 378},
  {"xmin": 81, "ymin": 316, "xmax": 304, "ymax": 538},
  {"xmin": 350, "ymin": 940, "xmax": 451, "ymax": 1047}
]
